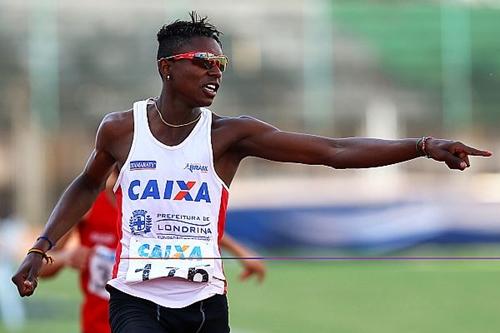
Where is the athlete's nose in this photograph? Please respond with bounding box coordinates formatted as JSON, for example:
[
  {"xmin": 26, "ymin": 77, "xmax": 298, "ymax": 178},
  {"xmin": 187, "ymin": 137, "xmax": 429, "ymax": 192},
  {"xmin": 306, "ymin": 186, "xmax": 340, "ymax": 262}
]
[{"xmin": 208, "ymin": 64, "xmax": 222, "ymax": 78}]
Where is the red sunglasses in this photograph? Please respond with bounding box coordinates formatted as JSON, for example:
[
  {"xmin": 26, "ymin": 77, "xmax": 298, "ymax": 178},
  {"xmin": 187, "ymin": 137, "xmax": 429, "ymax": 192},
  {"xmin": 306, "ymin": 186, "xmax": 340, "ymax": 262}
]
[{"xmin": 161, "ymin": 51, "xmax": 229, "ymax": 72}]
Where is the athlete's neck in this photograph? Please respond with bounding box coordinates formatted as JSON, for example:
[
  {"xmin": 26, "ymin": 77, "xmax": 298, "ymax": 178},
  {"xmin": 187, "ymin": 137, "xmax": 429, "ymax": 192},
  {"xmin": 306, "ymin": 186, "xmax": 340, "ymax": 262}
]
[{"xmin": 156, "ymin": 90, "xmax": 200, "ymax": 125}]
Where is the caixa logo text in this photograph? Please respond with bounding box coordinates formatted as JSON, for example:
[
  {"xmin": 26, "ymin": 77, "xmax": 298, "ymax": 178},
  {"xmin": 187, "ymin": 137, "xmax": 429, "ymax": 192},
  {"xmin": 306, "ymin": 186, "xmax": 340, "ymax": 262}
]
[
  {"xmin": 128, "ymin": 179, "xmax": 211, "ymax": 203},
  {"xmin": 137, "ymin": 244, "xmax": 202, "ymax": 259}
]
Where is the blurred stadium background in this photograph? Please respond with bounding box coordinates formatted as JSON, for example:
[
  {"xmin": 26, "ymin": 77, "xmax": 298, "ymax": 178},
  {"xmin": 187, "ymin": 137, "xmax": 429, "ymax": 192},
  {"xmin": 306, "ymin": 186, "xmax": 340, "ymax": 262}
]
[{"xmin": 1, "ymin": 0, "xmax": 500, "ymax": 332}]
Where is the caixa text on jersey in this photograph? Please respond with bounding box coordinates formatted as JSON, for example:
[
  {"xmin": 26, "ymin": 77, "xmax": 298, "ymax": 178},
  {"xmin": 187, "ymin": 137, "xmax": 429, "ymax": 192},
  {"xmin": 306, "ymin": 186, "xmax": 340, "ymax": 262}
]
[{"xmin": 127, "ymin": 179, "xmax": 211, "ymax": 202}]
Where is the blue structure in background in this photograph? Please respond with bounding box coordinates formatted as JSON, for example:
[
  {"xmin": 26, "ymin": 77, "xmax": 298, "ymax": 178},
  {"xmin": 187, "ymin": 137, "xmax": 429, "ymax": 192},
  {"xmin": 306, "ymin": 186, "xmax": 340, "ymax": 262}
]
[{"xmin": 225, "ymin": 201, "xmax": 500, "ymax": 252}]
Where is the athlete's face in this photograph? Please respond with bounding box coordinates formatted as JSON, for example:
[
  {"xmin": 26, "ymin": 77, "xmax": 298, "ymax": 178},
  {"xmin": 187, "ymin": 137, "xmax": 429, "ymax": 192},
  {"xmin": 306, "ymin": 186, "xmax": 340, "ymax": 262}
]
[{"xmin": 161, "ymin": 37, "xmax": 224, "ymax": 108}]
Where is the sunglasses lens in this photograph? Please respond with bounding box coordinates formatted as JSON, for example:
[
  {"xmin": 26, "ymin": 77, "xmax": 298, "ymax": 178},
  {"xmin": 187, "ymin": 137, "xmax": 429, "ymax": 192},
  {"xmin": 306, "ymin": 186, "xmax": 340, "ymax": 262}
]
[
  {"xmin": 191, "ymin": 58, "xmax": 210, "ymax": 69},
  {"xmin": 212, "ymin": 60, "xmax": 222, "ymax": 72},
  {"xmin": 212, "ymin": 57, "xmax": 228, "ymax": 72},
  {"xmin": 192, "ymin": 54, "xmax": 228, "ymax": 72}
]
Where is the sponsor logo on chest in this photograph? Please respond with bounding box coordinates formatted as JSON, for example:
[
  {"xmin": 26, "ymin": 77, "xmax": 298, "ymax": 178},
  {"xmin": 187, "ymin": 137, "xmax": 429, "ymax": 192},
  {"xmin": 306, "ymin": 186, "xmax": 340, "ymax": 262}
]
[
  {"xmin": 128, "ymin": 179, "xmax": 211, "ymax": 203},
  {"xmin": 184, "ymin": 163, "xmax": 208, "ymax": 173},
  {"xmin": 130, "ymin": 160, "xmax": 157, "ymax": 171}
]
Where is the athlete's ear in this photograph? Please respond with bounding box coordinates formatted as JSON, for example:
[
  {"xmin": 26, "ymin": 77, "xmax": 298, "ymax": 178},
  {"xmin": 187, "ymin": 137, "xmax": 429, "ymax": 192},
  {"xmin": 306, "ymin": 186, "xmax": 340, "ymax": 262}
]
[{"xmin": 157, "ymin": 58, "xmax": 171, "ymax": 81}]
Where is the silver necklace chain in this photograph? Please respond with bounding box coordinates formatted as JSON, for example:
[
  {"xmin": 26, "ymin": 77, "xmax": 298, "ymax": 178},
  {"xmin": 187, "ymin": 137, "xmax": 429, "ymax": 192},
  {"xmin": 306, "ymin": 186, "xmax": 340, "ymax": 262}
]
[{"xmin": 153, "ymin": 99, "xmax": 201, "ymax": 128}]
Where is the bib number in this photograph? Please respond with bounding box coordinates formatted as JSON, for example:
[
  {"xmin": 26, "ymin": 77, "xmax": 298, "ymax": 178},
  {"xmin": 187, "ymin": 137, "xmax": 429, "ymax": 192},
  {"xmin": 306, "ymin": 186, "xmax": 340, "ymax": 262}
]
[
  {"xmin": 88, "ymin": 245, "xmax": 115, "ymax": 299},
  {"xmin": 125, "ymin": 237, "xmax": 214, "ymax": 283}
]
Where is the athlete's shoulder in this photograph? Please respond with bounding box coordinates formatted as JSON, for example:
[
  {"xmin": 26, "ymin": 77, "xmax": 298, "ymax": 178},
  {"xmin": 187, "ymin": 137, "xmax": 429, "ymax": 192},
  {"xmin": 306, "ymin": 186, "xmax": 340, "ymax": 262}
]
[
  {"xmin": 211, "ymin": 113, "xmax": 272, "ymax": 132},
  {"xmin": 98, "ymin": 109, "xmax": 134, "ymax": 139},
  {"xmin": 211, "ymin": 112, "xmax": 258, "ymax": 123},
  {"xmin": 95, "ymin": 109, "xmax": 134, "ymax": 158},
  {"xmin": 212, "ymin": 114, "xmax": 278, "ymax": 139}
]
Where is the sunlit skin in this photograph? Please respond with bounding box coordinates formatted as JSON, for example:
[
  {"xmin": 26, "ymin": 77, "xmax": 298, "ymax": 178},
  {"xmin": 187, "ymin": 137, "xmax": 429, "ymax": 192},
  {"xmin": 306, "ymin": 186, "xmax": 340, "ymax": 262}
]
[{"xmin": 12, "ymin": 36, "xmax": 492, "ymax": 297}]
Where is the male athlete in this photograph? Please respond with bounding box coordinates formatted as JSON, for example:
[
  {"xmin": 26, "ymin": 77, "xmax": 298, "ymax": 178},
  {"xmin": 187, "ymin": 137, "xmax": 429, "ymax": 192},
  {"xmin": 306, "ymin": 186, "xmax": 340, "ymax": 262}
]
[
  {"xmin": 39, "ymin": 171, "xmax": 265, "ymax": 333},
  {"xmin": 12, "ymin": 12, "xmax": 491, "ymax": 333}
]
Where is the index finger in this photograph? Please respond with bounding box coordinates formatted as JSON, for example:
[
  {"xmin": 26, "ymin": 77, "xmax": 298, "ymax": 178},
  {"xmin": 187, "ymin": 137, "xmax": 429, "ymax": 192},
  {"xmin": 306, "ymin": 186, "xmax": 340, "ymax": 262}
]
[{"xmin": 461, "ymin": 145, "xmax": 492, "ymax": 157}]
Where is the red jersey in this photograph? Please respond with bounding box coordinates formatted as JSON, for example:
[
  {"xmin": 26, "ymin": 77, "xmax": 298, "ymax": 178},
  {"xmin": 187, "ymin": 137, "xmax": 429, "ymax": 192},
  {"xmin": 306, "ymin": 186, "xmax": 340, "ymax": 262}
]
[{"xmin": 77, "ymin": 191, "xmax": 119, "ymax": 333}]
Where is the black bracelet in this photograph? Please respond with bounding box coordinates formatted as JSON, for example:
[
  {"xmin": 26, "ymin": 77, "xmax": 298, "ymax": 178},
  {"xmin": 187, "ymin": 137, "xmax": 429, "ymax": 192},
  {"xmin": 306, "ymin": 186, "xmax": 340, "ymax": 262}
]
[{"xmin": 36, "ymin": 236, "xmax": 54, "ymax": 251}]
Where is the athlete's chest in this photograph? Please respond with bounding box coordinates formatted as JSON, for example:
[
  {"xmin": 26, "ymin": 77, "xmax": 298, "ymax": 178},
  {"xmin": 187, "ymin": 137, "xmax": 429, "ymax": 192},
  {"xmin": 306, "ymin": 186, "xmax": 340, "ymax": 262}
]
[{"xmin": 115, "ymin": 123, "xmax": 231, "ymax": 160}]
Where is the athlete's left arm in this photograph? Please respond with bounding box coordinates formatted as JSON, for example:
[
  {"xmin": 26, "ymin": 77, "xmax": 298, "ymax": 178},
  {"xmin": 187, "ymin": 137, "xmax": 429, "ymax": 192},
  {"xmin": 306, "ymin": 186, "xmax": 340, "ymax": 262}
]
[{"xmin": 233, "ymin": 116, "xmax": 492, "ymax": 170}]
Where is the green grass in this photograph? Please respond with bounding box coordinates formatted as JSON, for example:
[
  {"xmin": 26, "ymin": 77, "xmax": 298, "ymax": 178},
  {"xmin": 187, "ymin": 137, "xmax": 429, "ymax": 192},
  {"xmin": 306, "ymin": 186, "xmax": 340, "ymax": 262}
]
[
  {"xmin": 227, "ymin": 260, "xmax": 500, "ymax": 333},
  {"xmin": 3, "ymin": 247, "xmax": 500, "ymax": 333}
]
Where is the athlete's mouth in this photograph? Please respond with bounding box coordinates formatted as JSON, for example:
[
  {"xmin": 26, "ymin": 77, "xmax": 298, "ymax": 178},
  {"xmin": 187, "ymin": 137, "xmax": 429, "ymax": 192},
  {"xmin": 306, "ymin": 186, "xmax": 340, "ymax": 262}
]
[{"xmin": 202, "ymin": 83, "xmax": 219, "ymax": 97}]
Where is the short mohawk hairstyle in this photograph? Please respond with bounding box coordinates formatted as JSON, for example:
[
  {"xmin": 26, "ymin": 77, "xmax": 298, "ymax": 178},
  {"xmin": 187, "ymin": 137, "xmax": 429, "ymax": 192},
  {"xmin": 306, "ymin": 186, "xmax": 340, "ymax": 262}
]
[{"xmin": 157, "ymin": 11, "xmax": 223, "ymax": 60}]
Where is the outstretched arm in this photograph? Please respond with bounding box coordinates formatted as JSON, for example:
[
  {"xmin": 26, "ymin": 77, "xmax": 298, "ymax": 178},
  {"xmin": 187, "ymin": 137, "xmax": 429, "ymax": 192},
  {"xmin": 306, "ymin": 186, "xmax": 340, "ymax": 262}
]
[
  {"xmin": 11, "ymin": 113, "xmax": 120, "ymax": 297},
  {"xmin": 220, "ymin": 234, "xmax": 266, "ymax": 283},
  {"xmin": 233, "ymin": 117, "xmax": 491, "ymax": 170}
]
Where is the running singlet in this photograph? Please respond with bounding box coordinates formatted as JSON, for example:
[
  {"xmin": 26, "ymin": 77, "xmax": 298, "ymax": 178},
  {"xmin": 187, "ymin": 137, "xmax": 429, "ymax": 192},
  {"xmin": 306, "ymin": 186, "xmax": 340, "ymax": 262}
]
[
  {"xmin": 107, "ymin": 100, "xmax": 229, "ymax": 308},
  {"xmin": 78, "ymin": 191, "xmax": 118, "ymax": 333}
]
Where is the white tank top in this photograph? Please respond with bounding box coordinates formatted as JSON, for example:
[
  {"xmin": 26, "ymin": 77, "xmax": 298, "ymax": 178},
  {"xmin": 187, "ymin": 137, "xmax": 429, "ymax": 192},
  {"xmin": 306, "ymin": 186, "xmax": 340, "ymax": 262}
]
[{"xmin": 107, "ymin": 99, "xmax": 229, "ymax": 308}]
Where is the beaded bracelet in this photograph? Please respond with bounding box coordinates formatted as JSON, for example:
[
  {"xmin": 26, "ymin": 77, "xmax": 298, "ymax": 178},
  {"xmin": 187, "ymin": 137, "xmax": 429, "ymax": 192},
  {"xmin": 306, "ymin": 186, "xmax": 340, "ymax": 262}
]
[
  {"xmin": 36, "ymin": 236, "xmax": 54, "ymax": 251},
  {"xmin": 417, "ymin": 136, "xmax": 432, "ymax": 158},
  {"xmin": 421, "ymin": 136, "xmax": 433, "ymax": 158},
  {"xmin": 27, "ymin": 248, "xmax": 54, "ymax": 264},
  {"xmin": 416, "ymin": 137, "xmax": 424, "ymax": 156}
]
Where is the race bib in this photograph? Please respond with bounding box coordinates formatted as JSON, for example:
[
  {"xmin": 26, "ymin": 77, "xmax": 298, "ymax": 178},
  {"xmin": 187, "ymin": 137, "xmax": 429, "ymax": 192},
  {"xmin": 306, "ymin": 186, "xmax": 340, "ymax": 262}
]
[
  {"xmin": 88, "ymin": 245, "xmax": 115, "ymax": 299},
  {"xmin": 125, "ymin": 237, "xmax": 214, "ymax": 283}
]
